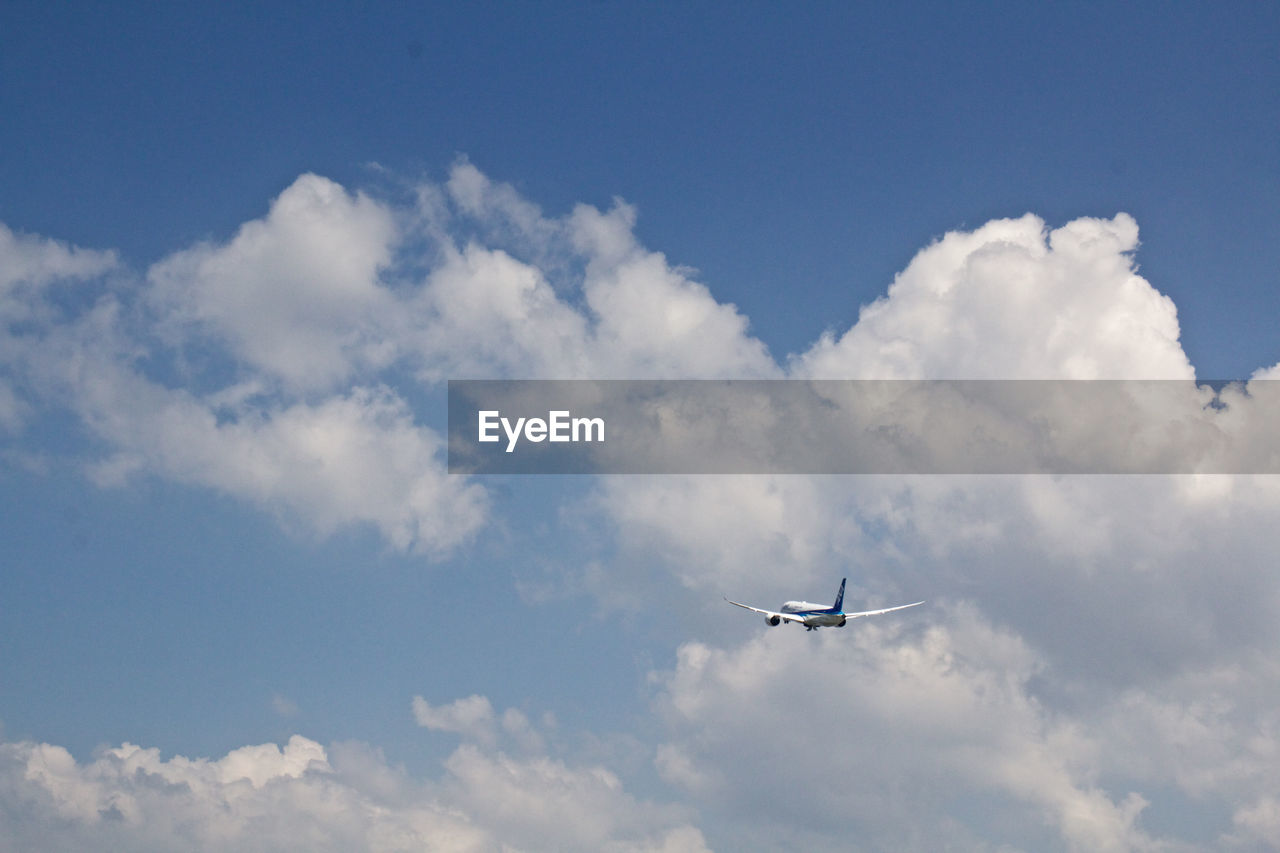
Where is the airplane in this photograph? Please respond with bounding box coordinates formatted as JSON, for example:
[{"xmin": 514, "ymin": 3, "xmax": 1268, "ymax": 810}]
[{"xmin": 725, "ymin": 578, "xmax": 923, "ymax": 631}]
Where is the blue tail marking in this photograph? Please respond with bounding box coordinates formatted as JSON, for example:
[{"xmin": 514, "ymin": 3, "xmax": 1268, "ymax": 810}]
[{"xmin": 832, "ymin": 578, "xmax": 846, "ymax": 612}]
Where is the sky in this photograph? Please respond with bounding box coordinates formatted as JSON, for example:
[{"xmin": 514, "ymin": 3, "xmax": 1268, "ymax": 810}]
[{"xmin": 2, "ymin": 2, "xmax": 1279, "ymax": 851}]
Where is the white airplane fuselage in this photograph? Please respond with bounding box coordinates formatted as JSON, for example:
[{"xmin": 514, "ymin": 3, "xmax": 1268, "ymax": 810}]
[
  {"xmin": 726, "ymin": 579, "xmax": 923, "ymax": 631},
  {"xmin": 779, "ymin": 600, "xmax": 849, "ymax": 628}
]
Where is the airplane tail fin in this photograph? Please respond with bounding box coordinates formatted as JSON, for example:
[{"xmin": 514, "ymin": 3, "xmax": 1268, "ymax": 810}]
[{"xmin": 833, "ymin": 578, "xmax": 846, "ymax": 611}]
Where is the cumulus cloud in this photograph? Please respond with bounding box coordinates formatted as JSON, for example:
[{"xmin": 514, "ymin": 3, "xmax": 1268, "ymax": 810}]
[
  {"xmin": 603, "ymin": 467, "xmax": 1280, "ymax": 689},
  {"xmin": 6, "ymin": 166, "xmax": 1209, "ymax": 556},
  {"xmin": 2, "ymin": 160, "xmax": 782, "ymax": 552},
  {"xmin": 578, "ymin": 205, "xmax": 1235, "ymax": 627},
  {"xmin": 408, "ymin": 693, "xmax": 707, "ymax": 852},
  {"xmin": 9, "ymin": 161, "xmax": 1280, "ymax": 853},
  {"xmin": 1, "ymin": 734, "xmax": 487, "ymax": 852},
  {"xmin": 652, "ymin": 606, "xmax": 1183, "ymax": 852},
  {"xmin": 147, "ymin": 174, "xmax": 399, "ymax": 392},
  {"xmin": 555, "ymin": 204, "xmax": 1280, "ymax": 852},
  {"xmin": 407, "ymin": 239, "xmax": 593, "ymax": 379},
  {"xmin": 598, "ymin": 468, "xmax": 1280, "ymax": 852},
  {"xmin": 594, "ymin": 475, "xmax": 843, "ymax": 595},
  {"xmin": 567, "ymin": 202, "xmax": 777, "ymax": 379},
  {"xmin": 442, "ymin": 745, "xmax": 708, "ymax": 853},
  {"xmin": 407, "ymin": 163, "xmax": 777, "ymax": 380},
  {"xmin": 0, "ymin": 705, "xmax": 710, "ymax": 853},
  {"xmin": 59, "ymin": 353, "xmax": 488, "ymax": 555},
  {"xmin": 793, "ymin": 213, "xmax": 1192, "ymax": 379},
  {"xmin": 5, "ymin": 233, "xmax": 484, "ymax": 555}
]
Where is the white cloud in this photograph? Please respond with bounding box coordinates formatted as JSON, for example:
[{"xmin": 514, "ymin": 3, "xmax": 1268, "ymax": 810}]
[
  {"xmin": 408, "ymin": 241, "xmax": 592, "ymax": 379},
  {"xmin": 602, "ymin": 468, "xmax": 1280, "ymax": 680},
  {"xmin": 574, "ymin": 204, "xmax": 1233, "ymax": 655},
  {"xmin": 8, "ymin": 164, "xmax": 1280, "ymax": 853},
  {"xmin": 23, "ymin": 303, "xmax": 482, "ymax": 554},
  {"xmin": 1231, "ymin": 796, "xmax": 1280, "ymax": 849},
  {"xmin": 569, "ymin": 202, "xmax": 777, "ymax": 379},
  {"xmin": 445, "ymin": 159, "xmax": 562, "ymax": 256},
  {"xmin": 0, "ymin": 713, "xmax": 710, "ymax": 853},
  {"xmin": 1, "ymin": 734, "xmax": 488, "ymax": 852},
  {"xmin": 595, "ymin": 472, "xmax": 1280, "ymax": 851},
  {"xmin": 614, "ymin": 469, "xmax": 1280, "ymax": 850},
  {"xmin": 9, "ymin": 170, "xmax": 1219, "ymax": 561},
  {"xmin": 408, "ymin": 694, "xmax": 709, "ymax": 852},
  {"xmin": 1084, "ymin": 656, "xmax": 1280, "ymax": 804},
  {"xmin": 593, "ymin": 475, "xmax": 846, "ymax": 595},
  {"xmin": 147, "ymin": 174, "xmax": 399, "ymax": 392},
  {"xmin": 0, "ymin": 221, "xmax": 118, "ymax": 300},
  {"xmin": 1, "ymin": 162, "xmax": 776, "ymax": 558},
  {"xmin": 413, "ymin": 695, "xmax": 500, "ymax": 747},
  {"xmin": 0, "ymin": 222, "xmax": 118, "ymax": 434},
  {"xmin": 78, "ymin": 375, "xmax": 487, "ymax": 556},
  {"xmin": 408, "ymin": 163, "xmax": 777, "ymax": 380},
  {"xmin": 793, "ymin": 213, "xmax": 1192, "ymax": 379},
  {"xmin": 411, "ymin": 697, "xmax": 543, "ymax": 758},
  {"xmin": 651, "ymin": 605, "xmax": 1175, "ymax": 852},
  {"xmin": 442, "ymin": 745, "xmax": 709, "ymax": 853}
]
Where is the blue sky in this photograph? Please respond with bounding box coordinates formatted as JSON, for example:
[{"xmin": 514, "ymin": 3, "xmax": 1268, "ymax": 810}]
[
  {"xmin": 5, "ymin": 2, "xmax": 1277, "ymax": 373},
  {"xmin": 3, "ymin": 3, "xmax": 1280, "ymax": 851}
]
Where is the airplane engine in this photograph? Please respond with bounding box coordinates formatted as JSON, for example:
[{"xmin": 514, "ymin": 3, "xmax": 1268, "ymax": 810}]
[
  {"xmin": 837, "ymin": 617, "xmax": 847, "ymax": 627},
  {"xmin": 766, "ymin": 614, "xmax": 781, "ymax": 627}
]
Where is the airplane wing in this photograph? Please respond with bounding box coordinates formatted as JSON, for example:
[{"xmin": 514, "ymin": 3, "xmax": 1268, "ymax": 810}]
[
  {"xmin": 724, "ymin": 598, "xmax": 806, "ymax": 623},
  {"xmin": 842, "ymin": 600, "xmax": 925, "ymax": 619}
]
